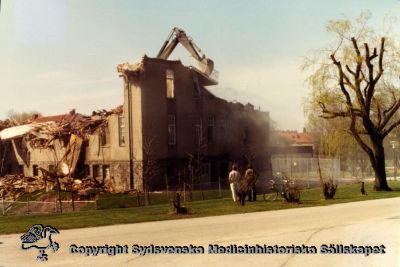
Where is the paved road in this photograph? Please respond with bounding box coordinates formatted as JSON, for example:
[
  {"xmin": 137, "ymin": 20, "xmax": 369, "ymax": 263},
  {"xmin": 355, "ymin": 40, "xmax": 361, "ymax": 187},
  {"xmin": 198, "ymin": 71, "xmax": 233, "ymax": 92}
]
[{"xmin": 1, "ymin": 197, "xmax": 399, "ymax": 267}]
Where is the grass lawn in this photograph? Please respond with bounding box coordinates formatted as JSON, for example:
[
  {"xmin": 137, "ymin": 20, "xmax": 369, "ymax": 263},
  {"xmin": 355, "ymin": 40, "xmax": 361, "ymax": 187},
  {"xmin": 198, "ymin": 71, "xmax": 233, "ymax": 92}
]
[{"xmin": 1, "ymin": 181, "xmax": 399, "ymax": 235}]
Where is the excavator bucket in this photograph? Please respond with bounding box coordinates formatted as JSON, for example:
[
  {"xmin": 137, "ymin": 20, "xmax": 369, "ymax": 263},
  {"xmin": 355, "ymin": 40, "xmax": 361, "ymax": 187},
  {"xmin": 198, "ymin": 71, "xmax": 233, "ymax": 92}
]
[
  {"xmin": 201, "ymin": 58, "xmax": 214, "ymax": 76},
  {"xmin": 157, "ymin": 27, "xmax": 215, "ymax": 77}
]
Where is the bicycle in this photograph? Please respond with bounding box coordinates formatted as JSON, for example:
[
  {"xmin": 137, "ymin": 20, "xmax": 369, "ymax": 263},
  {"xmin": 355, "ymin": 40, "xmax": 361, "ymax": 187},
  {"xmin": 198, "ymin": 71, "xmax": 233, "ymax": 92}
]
[{"xmin": 263, "ymin": 178, "xmax": 288, "ymax": 202}]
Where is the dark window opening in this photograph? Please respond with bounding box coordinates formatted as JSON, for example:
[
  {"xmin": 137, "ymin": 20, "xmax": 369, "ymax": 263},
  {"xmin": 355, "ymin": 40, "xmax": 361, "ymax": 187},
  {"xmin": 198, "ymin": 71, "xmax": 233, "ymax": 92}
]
[
  {"xmin": 101, "ymin": 126, "xmax": 110, "ymax": 146},
  {"xmin": 62, "ymin": 136, "xmax": 70, "ymax": 147},
  {"xmin": 93, "ymin": 165, "xmax": 99, "ymax": 178},
  {"xmin": 207, "ymin": 116, "xmax": 215, "ymax": 144},
  {"xmin": 33, "ymin": 165, "xmax": 39, "ymax": 176},
  {"xmin": 168, "ymin": 114, "xmax": 176, "ymax": 146},
  {"xmin": 49, "ymin": 165, "xmax": 55, "ymax": 173},
  {"xmin": 219, "ymin": 119, "xmax": 226, "ymax": 140},
  {"xmin": 84, "ymin": 164, "xmax": 90, "ymax": 176},
  {"xmin": 193, "ymin": 76, "xmax": 201, "ymax": 98},
  {"xmin": 19, "ymin": 165, "xmax": 24, "ymax": 175},
  {"xmin": 195, "ymin": 119, "xmax": 203, "ymax": 146}
]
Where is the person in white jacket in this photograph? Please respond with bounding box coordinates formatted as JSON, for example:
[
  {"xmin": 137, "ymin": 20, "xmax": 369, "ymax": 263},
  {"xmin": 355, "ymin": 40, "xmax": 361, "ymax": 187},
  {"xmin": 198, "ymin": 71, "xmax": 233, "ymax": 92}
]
[{"xmin": 228, "ymin": 165, "xmax": 240, "ymax": 202}]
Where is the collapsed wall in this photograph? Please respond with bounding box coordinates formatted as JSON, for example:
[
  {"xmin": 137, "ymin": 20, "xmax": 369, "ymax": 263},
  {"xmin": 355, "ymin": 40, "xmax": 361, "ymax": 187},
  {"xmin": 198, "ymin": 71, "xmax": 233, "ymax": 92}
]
[{"xmin": 0, "ymin": 107, "xmax": 126, "ymax": 199}]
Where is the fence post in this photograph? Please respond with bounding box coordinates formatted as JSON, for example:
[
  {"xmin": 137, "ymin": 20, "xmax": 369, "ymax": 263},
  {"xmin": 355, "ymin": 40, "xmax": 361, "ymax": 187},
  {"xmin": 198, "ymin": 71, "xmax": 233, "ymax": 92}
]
[
  {"xmin": 26, "ymin": 197, "xmax": 29, "ymax": 215},
  {"xmin": 218, "ymin": 176, "xmax": 222, "ymax": 198},
  {"xmin": 54, "ymin": 198, "xmax": 57, "ymax": 213}
]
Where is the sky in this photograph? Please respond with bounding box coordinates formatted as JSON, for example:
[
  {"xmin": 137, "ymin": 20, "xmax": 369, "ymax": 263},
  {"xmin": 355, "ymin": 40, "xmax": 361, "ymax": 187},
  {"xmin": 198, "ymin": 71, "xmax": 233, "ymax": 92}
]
[{"xmin": 0, "ymin": 0, "xmax": 400, "ymax": 130}]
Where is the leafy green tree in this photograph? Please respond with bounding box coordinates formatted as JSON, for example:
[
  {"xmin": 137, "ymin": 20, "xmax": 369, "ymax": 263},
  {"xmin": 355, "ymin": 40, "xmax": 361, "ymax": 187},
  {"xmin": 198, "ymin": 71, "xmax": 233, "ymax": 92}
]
[{"xmin": 303, "ymin": 12, "xmax": 400, "ymax": 191}]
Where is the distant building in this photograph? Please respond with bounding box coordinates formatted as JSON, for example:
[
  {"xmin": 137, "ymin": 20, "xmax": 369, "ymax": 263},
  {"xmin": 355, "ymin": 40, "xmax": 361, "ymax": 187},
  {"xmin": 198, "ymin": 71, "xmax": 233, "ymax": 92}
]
[{"xmin": 271, "ymin": 129, "xmax": 317, "ymax": 158}]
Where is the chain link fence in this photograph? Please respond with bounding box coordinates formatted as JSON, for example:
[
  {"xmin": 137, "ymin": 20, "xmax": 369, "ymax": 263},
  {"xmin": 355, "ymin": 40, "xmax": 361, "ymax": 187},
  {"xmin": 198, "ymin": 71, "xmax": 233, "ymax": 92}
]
[
  {"xmin": 270, "ymin": 157, "xmax": 341, "ymax": 188},
  {"xmin": 1, "ymin": 199, "xmax": 96, "ymax": 216},
  {"xmin": 182, "ymin": 180, "xmax": 231, "ymax": 202}
]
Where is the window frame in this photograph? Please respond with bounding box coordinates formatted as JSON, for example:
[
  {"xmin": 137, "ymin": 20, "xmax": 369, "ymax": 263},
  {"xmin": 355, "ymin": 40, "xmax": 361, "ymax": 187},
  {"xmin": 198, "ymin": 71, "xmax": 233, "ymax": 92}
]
[
  {"xmin": 207, "ymin": 116, "xmax": 215, "ymax": 144},
  {"xmin": 118, "ymin": 115, "xmax": 126, "ymax": 147},
  {"xmin": 168, "ymin": 114, "xmax": 176, "ymax": 146},
  {"xmin": 166, "ymin": 69, "xmax": 175, "ymax": 99}
]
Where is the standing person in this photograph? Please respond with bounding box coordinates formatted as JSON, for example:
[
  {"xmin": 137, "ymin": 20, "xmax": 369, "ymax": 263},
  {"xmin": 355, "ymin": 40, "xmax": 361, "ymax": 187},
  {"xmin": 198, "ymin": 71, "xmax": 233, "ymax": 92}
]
[
  {"xmin": 244, "ymin": 164, "xmax": 258, "ymax": 202},
  {"xmin": 228, "ymin": 165, "xmax": 240, "ymax": 202}
]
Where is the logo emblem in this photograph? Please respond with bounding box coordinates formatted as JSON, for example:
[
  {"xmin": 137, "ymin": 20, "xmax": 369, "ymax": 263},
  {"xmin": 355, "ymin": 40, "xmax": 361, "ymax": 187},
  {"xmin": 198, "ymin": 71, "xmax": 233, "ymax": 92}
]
[{"xmin": 20, "ymin": 224, "xmax": 60, "ymax": 261}]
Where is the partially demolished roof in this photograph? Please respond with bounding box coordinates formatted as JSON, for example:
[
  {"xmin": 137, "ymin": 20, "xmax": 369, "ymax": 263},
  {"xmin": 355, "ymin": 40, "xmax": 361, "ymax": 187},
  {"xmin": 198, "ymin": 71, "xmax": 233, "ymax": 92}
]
[
  {"xmin": 0, "ymin": 120, "xmax": 12, "ymax": 131},
  {"xmin": 117, "ymin": 56, "xmax": 218, "ymax": 86},
  {"xmin": 0, "ymin": 106, "xmax": 123, "ymax": 149},
  {"xmin": 0, "ymin": 123, "xmax": 43, "ymax": 140}
]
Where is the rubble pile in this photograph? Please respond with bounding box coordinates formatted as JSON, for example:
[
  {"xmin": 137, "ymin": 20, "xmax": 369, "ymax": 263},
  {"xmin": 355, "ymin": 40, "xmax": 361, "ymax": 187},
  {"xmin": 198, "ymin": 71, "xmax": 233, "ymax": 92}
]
[
  {"xmin": 72, "ymin": 178, "xmax": 101, "ymax": 200},
  {"xmin": 0, "ymin": 106, "xmax": 123, "ymax": 199},
  {"xmin": 0, "ymin": 120, "xmax": 13, "ymax": 131},
  {"xmin": 0, "ymin": 174, "xmax": 112, "ymax": 201},
  {"xmin": 0, "ymin": 175, "xmax": 46, "ymax": 200},
  {"xmin": 24, "ymin": 107, "xmax": 122, "ymax": 149}
]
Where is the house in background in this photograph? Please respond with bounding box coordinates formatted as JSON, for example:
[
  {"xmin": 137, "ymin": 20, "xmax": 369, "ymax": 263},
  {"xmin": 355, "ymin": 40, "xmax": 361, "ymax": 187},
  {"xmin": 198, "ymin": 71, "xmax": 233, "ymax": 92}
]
[{"xmin": 271, "ymin": 129, "xmax": 316, "ymax": 159}]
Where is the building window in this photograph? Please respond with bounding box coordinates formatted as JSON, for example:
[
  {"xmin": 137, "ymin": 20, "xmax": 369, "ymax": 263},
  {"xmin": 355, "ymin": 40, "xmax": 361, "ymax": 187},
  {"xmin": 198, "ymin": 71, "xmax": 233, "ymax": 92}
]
[
  {"xmin": 62, "ymin": 136, "xmax": 70, "ymax": 147},
  {"xmin": 33, "ymin": 165, "xmax": 39, "ymax": 176},
  {"xmin": 101, "ymin": 126, "xmax": 110, "ymax": 146},
  {"xmin": 193, "ymin": 76, "xmax": 200, "ymax": 98},
  {"xmin": 219, "ymin": 119, "xmax": 226, "ymax": 139},
  {"xmin": 103, "ymin": 165, "xmax": 110, "ymax": 179},
  {"xmin": 168, "ymin": 114, "xmax": 176, "ymax": 145},
  {"xmin": 201, "ymin": 163, "xmax": 211, "ymax": 177},
  {"xmin": 118, "ymin": 115, "xmax": 126, "ymax": 146},
  {"xmin": 84, "ymin": 164, "xmax": 90, "ymax": 176},
  {"xmin": 207, "ymin": 116, "xmax": 215, "ymax": 143},
  {"xmin": 195, "ymin": 119, "xmax": 203, "ymax": 145},
  {"xmin": 19, "ymin": 165, "xmax": 24, "ymax": 175},
  {"xmin": 166, "ymin": 69, "xmax": 175, "ymax": 98},
  {"xmin": 92, "ymin": 164, "xmax": 99, "ymax": 178},
  {"xmin": 49, "ymin": 165, "xmax": 55, "ymax": 173}
]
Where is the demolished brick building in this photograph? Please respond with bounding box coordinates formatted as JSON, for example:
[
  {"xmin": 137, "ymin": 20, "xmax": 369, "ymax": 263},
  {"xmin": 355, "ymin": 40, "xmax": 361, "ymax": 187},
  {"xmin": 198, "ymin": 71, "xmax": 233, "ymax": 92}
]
[
  {"xmin": 0, "ymin": 28, "xmax": 271, "ymax": 193},
  {"xmin": 117, "ymin": 55, "xmax": 271, "ymax": 191}
]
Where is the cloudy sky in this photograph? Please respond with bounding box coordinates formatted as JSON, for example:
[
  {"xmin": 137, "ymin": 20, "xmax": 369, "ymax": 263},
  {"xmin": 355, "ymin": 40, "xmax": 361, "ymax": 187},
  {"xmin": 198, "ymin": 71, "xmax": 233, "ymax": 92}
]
[{"xmin": 0, "ymin": 0, "xmax": 399, "ymax": 130}]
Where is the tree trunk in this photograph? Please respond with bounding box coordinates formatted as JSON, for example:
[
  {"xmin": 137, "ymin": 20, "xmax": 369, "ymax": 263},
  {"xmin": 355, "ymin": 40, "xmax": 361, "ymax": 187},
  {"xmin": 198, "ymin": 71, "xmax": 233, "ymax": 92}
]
[{"xmin": 370, "ymin": 140, "xmax": 391, "ymax": 191}]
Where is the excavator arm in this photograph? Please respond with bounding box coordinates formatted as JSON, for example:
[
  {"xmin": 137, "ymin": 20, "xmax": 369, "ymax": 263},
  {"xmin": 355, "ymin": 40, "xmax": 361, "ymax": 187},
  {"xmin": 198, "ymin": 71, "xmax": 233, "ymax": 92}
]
[{"xmin": 157, "ymin": 27, "xmax": 214, "ymax": 76}]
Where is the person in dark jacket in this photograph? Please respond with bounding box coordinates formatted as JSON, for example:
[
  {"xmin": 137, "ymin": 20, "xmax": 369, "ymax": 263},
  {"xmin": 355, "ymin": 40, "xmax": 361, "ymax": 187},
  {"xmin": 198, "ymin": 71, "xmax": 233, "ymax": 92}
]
[{"xmin": 236, "ymin": 164, "xmax": 258, "ymax": 205}]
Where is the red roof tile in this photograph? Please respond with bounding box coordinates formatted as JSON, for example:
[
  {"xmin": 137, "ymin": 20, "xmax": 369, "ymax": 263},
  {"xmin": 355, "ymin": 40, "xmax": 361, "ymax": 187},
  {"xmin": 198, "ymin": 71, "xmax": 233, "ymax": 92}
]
[
  {"xmin": 275, "ymin": 131, "xmax": 315, "ymax": 145},
  {"xmin": 32, "ymin": 112, "xmax": 79, "ymax": 123}
]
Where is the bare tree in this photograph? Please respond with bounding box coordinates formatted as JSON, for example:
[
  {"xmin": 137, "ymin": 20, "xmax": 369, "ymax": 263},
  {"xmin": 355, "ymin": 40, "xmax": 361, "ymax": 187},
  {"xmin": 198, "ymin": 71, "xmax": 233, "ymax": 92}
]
[
  {"xmin": 303, "ymin": 13, "xmax": 400, "ymax": 191},
  {"xmin": 6, "ymin": 109, "xmax": 42, "ymax": 124},
  {"xmin": 133, "ymin": 124, "xmax": 161, "ymax": 205}
]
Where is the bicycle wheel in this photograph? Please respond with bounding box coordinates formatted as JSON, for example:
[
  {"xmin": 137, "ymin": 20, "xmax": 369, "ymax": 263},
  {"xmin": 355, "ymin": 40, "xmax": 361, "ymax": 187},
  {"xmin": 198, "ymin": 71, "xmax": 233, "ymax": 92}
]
[{"xmin": 263, "ymin": 191, "xmax": 278, "ymax": 201}]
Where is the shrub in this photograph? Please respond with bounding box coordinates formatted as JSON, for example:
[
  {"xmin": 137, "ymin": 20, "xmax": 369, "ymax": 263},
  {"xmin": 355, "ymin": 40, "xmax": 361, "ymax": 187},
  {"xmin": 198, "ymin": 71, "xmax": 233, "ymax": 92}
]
[
  {"xmin": 280, "ymin": 180, "xmax": 301, "ymax": 204},
  {"xmin": 321, "ymin": 179, "xmax": 338, "ymax": 200}
]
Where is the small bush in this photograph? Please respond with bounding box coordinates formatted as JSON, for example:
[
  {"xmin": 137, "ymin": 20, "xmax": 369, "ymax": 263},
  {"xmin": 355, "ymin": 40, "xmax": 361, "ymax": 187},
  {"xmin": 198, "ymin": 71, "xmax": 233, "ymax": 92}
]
[
  {"xmin": 280, "ymin": 180, "xmax": 301, "ymax": 204},
  {"xmin": 321, "ymin": 179, "xmax": 338, "ymax": 200}
]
